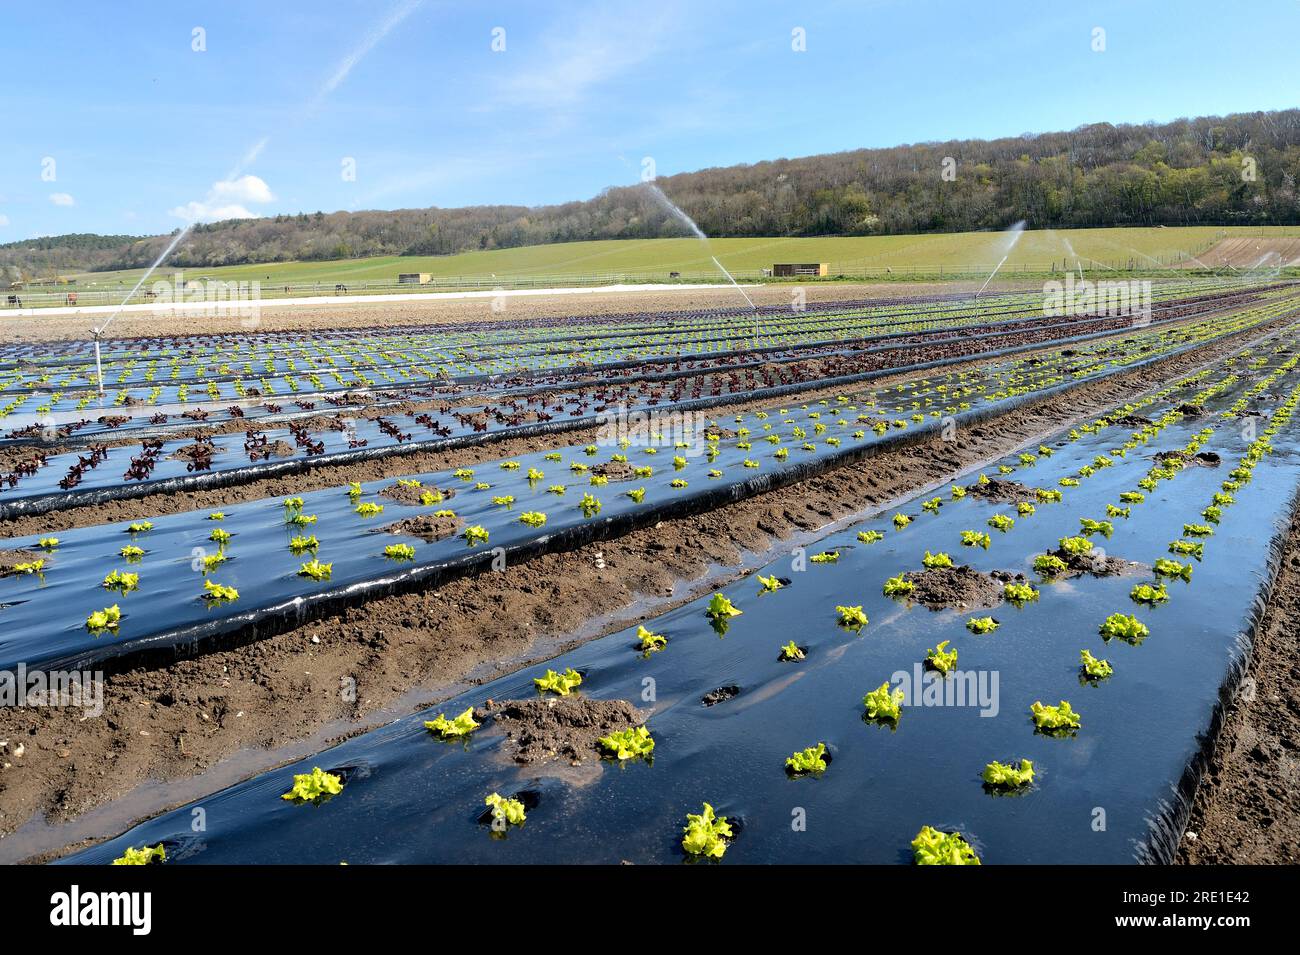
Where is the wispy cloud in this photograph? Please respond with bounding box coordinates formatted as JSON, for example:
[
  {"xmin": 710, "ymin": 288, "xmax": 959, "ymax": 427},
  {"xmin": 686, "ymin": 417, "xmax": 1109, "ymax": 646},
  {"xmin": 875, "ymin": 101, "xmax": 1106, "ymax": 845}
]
[
  {"xmin": 486, "ymin": 2, "xmax": 680, "ymax": 113},
  {"xmin": 48, "ymin": 192, "xmax": 75, "ymax": 207}
]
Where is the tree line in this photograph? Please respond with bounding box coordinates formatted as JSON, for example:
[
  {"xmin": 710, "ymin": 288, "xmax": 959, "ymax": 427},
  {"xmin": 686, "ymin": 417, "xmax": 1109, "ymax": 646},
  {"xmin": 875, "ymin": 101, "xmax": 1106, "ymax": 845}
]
[{"xmin": 5, "ymin": 109, "xmax": 1300, "ymax": 279}]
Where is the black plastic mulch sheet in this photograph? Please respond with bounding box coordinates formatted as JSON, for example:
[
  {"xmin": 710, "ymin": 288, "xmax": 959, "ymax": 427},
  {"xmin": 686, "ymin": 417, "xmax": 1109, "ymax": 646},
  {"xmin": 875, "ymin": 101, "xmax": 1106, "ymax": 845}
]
[{"xmin": 63, "ymin": 337, "xmax": 1300, "ymax": 864}]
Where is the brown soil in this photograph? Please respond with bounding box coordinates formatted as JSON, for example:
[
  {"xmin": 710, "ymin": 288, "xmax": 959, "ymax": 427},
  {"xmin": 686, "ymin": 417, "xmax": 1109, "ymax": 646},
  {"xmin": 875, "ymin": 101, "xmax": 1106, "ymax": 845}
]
[
  {"xmin": 169, "ymin": 442, "xmax": 221, "ymax": 462},
  {"xmin": 0, "ymin": 549, "xmax": 41, "ymax": 577},
  {"xmin": 590, "ymin": 460, "xmax": 637, "ymax": 482},
  {"xmin": 701, "ymin": 685, "xmax": 741, "ymax": 707},
  {"xmin": 265, "ymin": 440, "xmax": 295, "ymax": 458},
  {"xmin": 1113, "ymin": 413, "xmax": 1152, "ymax": 428},
  {"xmin": 0, "ymin": 318, "xmax": 1291, "ymax": 859},
  {"xmin": 378, "ymin": 482, "xmax": 433, "ymax": 506},
  {"xmin": 965, "ymin": 478, "xmax": 1035, "ymax": 503},
  {"xmin": 901, "ymin": 565, "xmax": 1009, "ymax": 610},
  {"xmin": 384, "ymin": 513, "xmax": 463, "ymax": 542},
  {"xmin": 485, "ymin": 697, "xmax": 645, "ymax": 764},
  {"xmin": 1176, "ymin": 402, "xmax": 1207, "ymax": 417},
  {"xmin": 1155, "ymin": 449, "xmax": 1221, "ymax": 467},
  {"xmin": 1178, "ymin": 504, "xmax": 1300, "ymax": 864},
  {"xmin": 1047, "ymin": 546, "xmax": 1140, "ymax": 578}
]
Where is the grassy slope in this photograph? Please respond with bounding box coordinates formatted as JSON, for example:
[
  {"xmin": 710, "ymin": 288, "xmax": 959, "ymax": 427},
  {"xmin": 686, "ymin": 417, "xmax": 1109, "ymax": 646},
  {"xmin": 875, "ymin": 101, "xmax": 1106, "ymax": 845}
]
[{"xmin": 66, "ymin": 225, "xmax": 1300, "ymax": 289}]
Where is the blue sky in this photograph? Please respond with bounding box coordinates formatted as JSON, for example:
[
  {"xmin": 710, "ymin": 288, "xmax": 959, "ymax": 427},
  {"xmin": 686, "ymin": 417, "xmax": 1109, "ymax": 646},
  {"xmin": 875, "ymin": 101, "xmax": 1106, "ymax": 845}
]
[{"xmin": 2, "ymin": 0, "xmax": 1298, "ymax": 240}]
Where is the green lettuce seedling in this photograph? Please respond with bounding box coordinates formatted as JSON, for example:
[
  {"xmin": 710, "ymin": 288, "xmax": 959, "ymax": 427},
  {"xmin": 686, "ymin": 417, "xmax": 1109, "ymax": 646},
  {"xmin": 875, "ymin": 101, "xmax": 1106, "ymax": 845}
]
[
  {"xmin": 706, "ymin": 592, "xmax": 742, "ymax": 620},
  {"xmin": 1119, "ymin": 491, "xmax": 1145, "ymax": 503},
  {"xmin": 1099, "ymin": 612, "xmax": 1149, "ymax": 642},
  {"xmin": 578, "ymin": 492, "xmax": 602, "ymax": 517},
  {"xmin": 961, "ymin": 530, "xmax": 991, "ymax": 549},
  {"xmin": 1183, "ymin": 523, "xmax": 1214, "ymax": 537},
  {"xmin": 982, "ymin": 759, "xmax": 1035, "ymax": 790},
  {"xmin": 1017, "ymin": 502, "xmax": 1036, "ymax": 516},
  {"xmin": 281, "ymin": 767, "xmax": 343, "ymax": 803},
  {"xmin": 883, "ymin": 575, "xmax": 914, "ymax": 597},
  {"xmin": 534, "ymin": 667, "xmax": 583, "ymax": 696},
  {"xmin": 424, "ymin": 707, "xmax": 480, "ymax": 739},
  {"xmin": 464, "ymin": 525, "xmax": 489, "ymax": 546},
  {"xmin": 120, "ymin": 544, "xmax": 147, "ymax": 559},
  {"xmin": 202, "ymin": 580, "xmax": 239, "ymax": 602},
  {"xmin": 1153, "ymin": 558, "xmax": 1192, "ymax": 581},
  {"xmin": 1130, "ymin": 581, "xmax": 1169, "ymax": 605},
  {"xmin": 85, "ymin": 605, "xmax": 122, "ymax": 632},
  {"xmin": 636, "ymin": 625, "xmax": 667, "ymax": 654},
  {"xmin": 1036, "ymin": 488, "xmax": 1062, "ymax": 503},
  {"xmin": 485, "ymin": 792, "xmax": 527, "ymax": 827},
  {"xmin": 384, "ymin": 543, "xmax": 416, "ymax": 560},
  {"xmin": 127, "ymin": 521, "xmax": 153, "ymax": 534},
  {"xmin": 912, "ymin": 826, "xmax": 980, "ymax": 865},
  {"xmin": 925, "ymin": 640, "xmax": 958, "ymax": 673},
  {"xmin": 1080, "ymin": 649, "xmax": 1113, "ymax": 680},
  {"xmin": 857, "ymin": 529, "xmax": 885, "ymax": 544},
  {"xmin": 518, "ymin": 511, "xmax": 547, "ymax": 528},
  {"xmin": 1168, "ymin": 539, "xmax": 1203, "ymax": 559},
  {"xmin": 922, "ymin": 550, "xmax": 953, "ymax": 569},
  {"xmin": 355, "ymin": 502, "xmax": 384, "ymax": 517},
  {"xmin": 836, "ymin": 604, "xmax": 868, "ymax": 631},
  {"xmin": 1004, "ymin": 582, "xmax": 1038, "ymax": 604},
  {"xmin": 863, "ymin": 681, "xmax": 904, "ymax": 723},
  {"xmin": 785, "ymin": 742, "xmax": 828, "ymax": 776},
  {"xmin": 1030, "ymin": 700, "xmax": 1081, "ymax": 733},
  {"xmin": 681, "ymin": 803, "xmax": 733, "ymax": 859},
  {"xmin": 779, "ymin": 640, "xmax": 805, "ymax": 661},
  {"xmin": 892, "ymin": 513, "xmax": 912, "ymax": 529},
  {"xmin": 1058, "ymin": 536, "xmax": 1093, "ymax": 557},
  {"xmin": 627, "ymin": 487, "xmax": 646, "ymax": 503},
  {"xmin": 757, "ymin": 574, "xmax": 783, "ymax": 593},
  {"xmin": 289, "ymin": 535, "xmax": 319, "ymax": 553},
  {"xmin": 599, "ymin": 726, "xmax": 655, "ymax": 761},
  {"xmin": 112, "ymin": 844, "xmax": 166, "ymax": 866},
  {"xmin": 1106, "ymin": 504, "xmax": 1131, "ymax": 519},
  {"xmin": 810, "ymin": 550, "xmax": 839, "ymax": 563},
  {"xmin": 208, "ymin": 529, "xmax": 231, "ymax": 545},
  {"xmin": 38, "ymin": 537, "xmax": 60, "ymax": 549},
  {"xmin": 966, "ymin": 616, "xmax": 999, "ymax": 634},
  {"xmin": 1034, "ymin": 553, "xmax": 1068, "ymax": 577},
  {"xmin": 102, "ymin": 569, "xmax": 138, "ymax": 593},
  {"xmin": 987, "ymin": 514, "xmax": 1015, "ymax": 532},
  {"xmin": 298, "ymin": 560, "xmax": 332, "ymax": 581},
  {"xmin": 1079, "ymin": 518, "xmax": 1113, "ymax": 538}
]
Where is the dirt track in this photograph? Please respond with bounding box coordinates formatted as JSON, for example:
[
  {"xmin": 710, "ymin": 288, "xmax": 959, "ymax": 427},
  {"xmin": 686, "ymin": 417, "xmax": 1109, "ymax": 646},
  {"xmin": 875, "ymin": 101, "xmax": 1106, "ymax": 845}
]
[
  {"xmin": 0, "ymin": 318, "xmax": 1284, "ymax": 862},
  {"xmin": 1177, "ymin": 501, "xmax": 1300, "ymax": 864},
  {"xmin": 0, "ymin": 281, "xmax": 1029, "ymax": 343}
]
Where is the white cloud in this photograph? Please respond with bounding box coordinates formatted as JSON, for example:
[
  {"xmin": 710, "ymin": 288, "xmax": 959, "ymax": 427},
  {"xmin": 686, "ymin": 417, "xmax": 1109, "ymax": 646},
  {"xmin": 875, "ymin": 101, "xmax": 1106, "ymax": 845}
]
[
  {"xmin": 49, "ymin": 192, "xmax": 75, "ymax": 206},
  {"xmin": 169, "ymin": 174, "xmax": 274, "ymax": 223},
  {"xmin": 0, "ymin": 214, "xmax": 9, "ymax": 227},
  {"xmin": 211, "ymin": 174, "xmax": 274, "ymax": 204}
]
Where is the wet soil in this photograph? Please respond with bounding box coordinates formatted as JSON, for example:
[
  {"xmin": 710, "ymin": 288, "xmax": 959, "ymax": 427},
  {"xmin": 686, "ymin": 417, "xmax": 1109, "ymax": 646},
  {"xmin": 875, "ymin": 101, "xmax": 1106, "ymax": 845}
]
[
  {"xmin": 485, "ymin": 697, "xmax": 646, "ymax": 765},
  {"xmin": 383, "ymin": 513, "xmax": 463, "ymax": 542},
  {"xmin": 0, "ymin": 548, "xmax": 41, "ymax": 577},
  {"xmin": 901, "ymin": 565, "xmax": 1008, "ymax": 610},
  {"xmin": 965, "ymin": 479, "xmax": 1035, "ymax": 503}
]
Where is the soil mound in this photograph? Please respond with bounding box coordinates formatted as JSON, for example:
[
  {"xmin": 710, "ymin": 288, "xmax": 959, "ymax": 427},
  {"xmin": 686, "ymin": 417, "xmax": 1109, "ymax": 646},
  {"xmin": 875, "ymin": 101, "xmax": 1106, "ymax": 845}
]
[
  {"xmin": 379, "ymin": 483, "xmax": 457, "ymax": 505},
  {"xmin": 1113, "ymin": 413, "xmax": 1152, "ymax": 428},
  {"xmin": 1047, "ymin": 546, "xmax": 1138, "ymax": 578},
  {"xmin": 169, "ymin": 443, "xmax": 220, "ymax": 462},
  {"xmin": 701, "ymin": 685, "xmax": 741, "ymax": 707},
  {"xmin": 591, "ymin": 460, "xmax": 637, "ymax": 482},
  {"xmin": 487, "ymin": 697, "xmax": 646, "ymax": 764},
  {"xmin": 384, "ymin": 513, "xmax": 463, "ymax": 542},
  {"xmin": 966, "ymin": 479, "xmax": 1035, "ymax": 503},
  {"xmin": 902, "ymin": 565, "xmax": 1009, "ymax": 610},
  {"xmin": 0, "ymin": 549, "xmax": 41, "ymax": 578}
]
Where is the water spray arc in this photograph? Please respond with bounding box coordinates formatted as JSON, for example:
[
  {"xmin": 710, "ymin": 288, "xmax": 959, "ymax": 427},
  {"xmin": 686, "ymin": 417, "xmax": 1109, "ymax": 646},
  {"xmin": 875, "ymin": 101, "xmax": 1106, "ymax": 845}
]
[{"xmin": 642, "ymin": 183, "xmax": 761, "ymax": 346}]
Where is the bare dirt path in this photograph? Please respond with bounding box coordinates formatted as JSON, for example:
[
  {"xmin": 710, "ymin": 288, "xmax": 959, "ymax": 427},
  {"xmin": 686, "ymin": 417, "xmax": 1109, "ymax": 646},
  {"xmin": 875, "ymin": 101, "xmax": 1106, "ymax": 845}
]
[{"xmin": 1177, "ymin": 503, "xmax": 1300, "ymax": 864}]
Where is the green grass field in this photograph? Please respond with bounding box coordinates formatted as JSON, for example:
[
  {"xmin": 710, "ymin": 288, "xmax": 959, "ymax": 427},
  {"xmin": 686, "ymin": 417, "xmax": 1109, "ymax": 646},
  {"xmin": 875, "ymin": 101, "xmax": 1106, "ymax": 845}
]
[{"xmin": 65, "ymin": 225, "xmax": 1300, "ymax": 292}]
